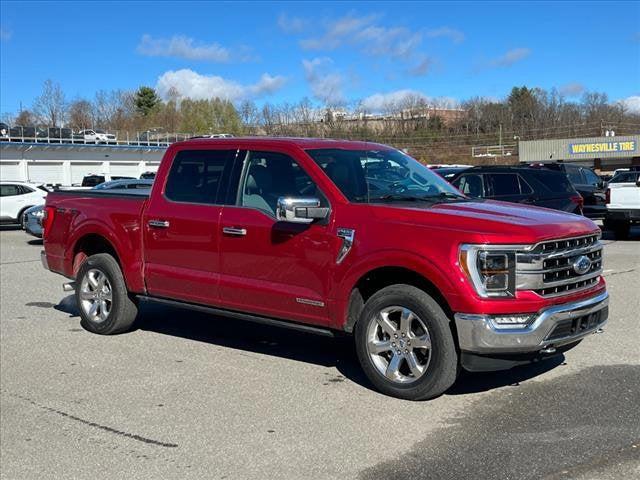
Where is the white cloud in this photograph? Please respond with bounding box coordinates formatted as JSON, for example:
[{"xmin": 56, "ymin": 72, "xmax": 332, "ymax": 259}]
[
  {"xmin": 302, "ymin": 57, "xmax": 345, "ymax": 105},
  {"xmin": 619, "ymin": 95, "xmax": 640, "ymax": 114},
  {"xmin": 361, "ymin": 90, "xmax": 427, "ymax": 111},
  {"xmin": 299, "ymin": 14, "xmax": 424, "ymax": 63},
  {"xmin": 425, "ymin": 27, "xmax": 465, "ymax": 44},
  {"xmin": 488, "ymin": 48, "xmax": 531, "ymax": 67},
  {"xmin": 155, "ymin": 69, "xmax": 286, "ymax": 102},
  {"xmin": 137, "ymin": 34, "xmax": 233, "ymax": 62},
  {"xmin": 277, "ymin": 14, "xmax": 307, "ymax": 34},
  {"xmin": 360, "ymin": 90, "xmax": 459, "ymax": 113},
  {"xmin": 559, "ymin": 82, "xmax": 586, "ymax": 97}
]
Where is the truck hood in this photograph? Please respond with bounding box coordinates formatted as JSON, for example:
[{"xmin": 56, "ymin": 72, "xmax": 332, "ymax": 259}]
[{"xmin": 370, "ymin": 199, "xmax": 598, "ymax": 243}]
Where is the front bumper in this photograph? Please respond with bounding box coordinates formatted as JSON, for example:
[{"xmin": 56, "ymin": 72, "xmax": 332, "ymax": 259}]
[
  {"xmin": 606, "ymin": 209, "xmax": 640, "ymax": 222},
  {"xmin": 454, "ymin": 291, "xmax": 609, "ymax": 354}
]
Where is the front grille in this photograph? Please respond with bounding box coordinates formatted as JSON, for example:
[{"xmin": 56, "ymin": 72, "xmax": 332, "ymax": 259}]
[
  {"xmin": 517, "ymin": 234, "xmax": 603, "ymax": 298},
  {"xmin": 545, "ymin": 306, "xmax": 608, "ymax": 341}
]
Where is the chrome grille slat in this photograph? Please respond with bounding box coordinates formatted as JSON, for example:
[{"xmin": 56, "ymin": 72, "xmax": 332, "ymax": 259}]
[{"xmin": 516, "ymin": 233, "xmax": 603, "ymax": 298}]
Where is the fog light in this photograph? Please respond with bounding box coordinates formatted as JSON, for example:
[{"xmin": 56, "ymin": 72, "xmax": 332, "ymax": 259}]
[{"xmin": 491, "ymin": 315, "xmax": 534, "ymax": 329}]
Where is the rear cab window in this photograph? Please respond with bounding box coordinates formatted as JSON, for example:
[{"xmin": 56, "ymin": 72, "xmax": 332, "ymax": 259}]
[{"xmin": 164, "ymin": 149, "xmax": 241, "ymax": 205}]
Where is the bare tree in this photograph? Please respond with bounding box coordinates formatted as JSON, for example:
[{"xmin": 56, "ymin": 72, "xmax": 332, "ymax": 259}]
[
  {"xmin": 68, "ymin": 99, "xmax": 94, "ymax": 129},
  {"xmin": 33, "ymin": 79, "xmax": 67, "ymax": 126}
]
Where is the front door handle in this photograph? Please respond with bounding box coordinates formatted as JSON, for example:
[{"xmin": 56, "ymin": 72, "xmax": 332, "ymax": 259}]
[
  {"xmin": 222, "ymin": 227, "xmax": 247, "ymax": 236},
  {"xmin": 148, "ymin": 219, "xmax": 170, "ymax": 228}
]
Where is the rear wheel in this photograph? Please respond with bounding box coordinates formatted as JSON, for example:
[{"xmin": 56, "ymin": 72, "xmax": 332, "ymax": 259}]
[
  {"xmin": 354, "ymin": 285, "xmax": 458, "ymax": 400},
  {"xmin": 76, "ymin": 253, "xmax": 138, "ymax": 334}
]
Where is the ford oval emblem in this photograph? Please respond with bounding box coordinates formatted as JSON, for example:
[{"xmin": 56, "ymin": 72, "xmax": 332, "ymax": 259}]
[{"xmin": 572, "ymin": 255, "xmax": 592, "ymax": 275}]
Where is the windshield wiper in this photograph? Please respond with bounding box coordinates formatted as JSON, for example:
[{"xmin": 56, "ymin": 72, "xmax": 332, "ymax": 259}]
[
  {"xmin": 420, "ymin": 192, "xmax": 468, "ymax": 202},
  {"xmin": 374, "ymin": 194, "xmax": 435, "ymax": 202},
  {"xmin": 370, "ymin": 192, "xmax": 467, "ymax": 203}
]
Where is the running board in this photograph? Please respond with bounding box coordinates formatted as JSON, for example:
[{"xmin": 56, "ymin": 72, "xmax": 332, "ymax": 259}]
[{"xmin": 136, "ymin": 295, "xmax": 338, "ymax": 338}]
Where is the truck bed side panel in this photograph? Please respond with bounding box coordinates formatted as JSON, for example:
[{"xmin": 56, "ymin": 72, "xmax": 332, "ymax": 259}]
[{"xmin": 44, "ymin": 191, "xmax": 148, "ymax": 293}]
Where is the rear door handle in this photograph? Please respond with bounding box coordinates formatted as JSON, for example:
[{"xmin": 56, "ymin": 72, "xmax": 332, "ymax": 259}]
[
  {"xmin": 222, "ymin": 227, "xmax": 247, "ymax": 236},
  {"xmin": 148, "ymin": 219, "xmax": 170, "ymax": 228}
]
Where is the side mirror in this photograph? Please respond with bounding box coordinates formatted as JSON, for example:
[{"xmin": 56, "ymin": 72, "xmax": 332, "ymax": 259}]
[{"xmin": 276, "ymin": 197, "xmax": 329, "ymax": 224}]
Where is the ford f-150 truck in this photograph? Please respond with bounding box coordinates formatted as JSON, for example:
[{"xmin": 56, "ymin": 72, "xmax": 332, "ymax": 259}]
[{"xmin": 41, "ymin": 138, "xmax": 609, "ymax": 400}]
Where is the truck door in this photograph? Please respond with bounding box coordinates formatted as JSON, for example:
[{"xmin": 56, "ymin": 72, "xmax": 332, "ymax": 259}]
[
  {"xmin": 217, "ymin": 149, "xmax": 335, "ymax": 327},
  {"xmin": 142, "ymin": 147, "xmax": 242, "ymax": 306}
]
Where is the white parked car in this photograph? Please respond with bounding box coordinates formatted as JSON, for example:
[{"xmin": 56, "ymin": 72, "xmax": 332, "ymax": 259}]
[
  {"xmin": 0, "ymin": 181, "xmax": 49, "ymax": 225},
  {"xmin": 77, "ymin": 129, "xmax": 117, "ymax": 144},
  {"xmin": 605, "ymin": 169, "xmax": 640, "ymax": 239}
]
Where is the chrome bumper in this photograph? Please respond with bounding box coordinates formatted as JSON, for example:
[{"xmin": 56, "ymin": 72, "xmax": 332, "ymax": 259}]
[
  {"xmin": 40, "ymin": 250, "xmax": 49, "ymax": 270},
  {"xmin": 454, "ymin": 291, "xmax": 609, "ymax": 354}
]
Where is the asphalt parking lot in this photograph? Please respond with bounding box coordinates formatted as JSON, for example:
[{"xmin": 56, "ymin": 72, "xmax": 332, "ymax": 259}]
[{"xmin": 1, "ymin": 226, "xmax": 639, "ymax": 480}]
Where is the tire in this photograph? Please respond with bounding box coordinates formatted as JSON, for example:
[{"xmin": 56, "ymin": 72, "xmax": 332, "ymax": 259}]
[
  {"xmin": 354, "ymin": 284, "xmax": 458, "ymax": 400},
  {"xmin": 612, "ymin": 220, "xmax": 630, "ymax": 240},
  {"xmin": 75, "ymin": 253, "xmax": 138, "ymax": 335},
  {"xmin": 18, "ymin": 207, "xmax": 32, "ymax": 229}
]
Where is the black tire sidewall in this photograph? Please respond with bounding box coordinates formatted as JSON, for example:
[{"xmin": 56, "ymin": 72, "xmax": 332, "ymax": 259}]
[
  {"xmin": 355, "ymin": 285, "xmax": 458, "ymax": 400},
  {"xmin": 75, "ymin": 253, "xmax": 136, "ymax": 335}
]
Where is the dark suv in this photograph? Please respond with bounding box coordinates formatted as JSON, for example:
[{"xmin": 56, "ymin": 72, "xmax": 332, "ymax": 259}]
[
  {"xmin": 529, "ymin": 163, "xmax": 607, "ymax": 219},
  {"xmin": 450, "ymin": 166, "xmax": 583, "ymax": 214}
]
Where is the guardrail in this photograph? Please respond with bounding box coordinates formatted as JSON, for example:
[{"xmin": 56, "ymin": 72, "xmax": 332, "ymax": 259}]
[
  {"xmin": 0, "ymin": 130, "xmax": 230, "ymax": 147},
  {"xmin": 0, "ymin": 133, "xmax": 192, "ymax": 147}
]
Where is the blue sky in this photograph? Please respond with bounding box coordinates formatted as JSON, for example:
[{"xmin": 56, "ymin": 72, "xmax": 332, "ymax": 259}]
[{"xmin": 1, "ymin": 0, "xmax": 639, "ymax": 115}]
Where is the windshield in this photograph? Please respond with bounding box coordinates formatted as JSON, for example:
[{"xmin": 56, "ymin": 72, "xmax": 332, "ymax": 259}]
[{"xmin": 306, "ymin": 148, "xmax": 464, "ymax": 203}]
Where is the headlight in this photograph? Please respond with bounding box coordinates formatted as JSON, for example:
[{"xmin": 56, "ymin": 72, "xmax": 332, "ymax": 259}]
[
  {"xmin": 459, "ymin": 245, "xmax": 517, "ymax": 298},
  {"xmin": 34, "ymin": 210, "xmax": 44, "ymax": 217}
]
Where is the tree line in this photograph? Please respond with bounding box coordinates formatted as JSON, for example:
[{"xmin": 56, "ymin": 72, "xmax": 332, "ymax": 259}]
[{"xmin": 2, "ymin": 80, "xmax": 638, "ymax": 163}]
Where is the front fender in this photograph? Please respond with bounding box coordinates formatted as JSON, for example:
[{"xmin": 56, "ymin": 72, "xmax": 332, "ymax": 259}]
[{"xmin": 328, "ymin": 249, "xmax": 458, "ymax": 330}]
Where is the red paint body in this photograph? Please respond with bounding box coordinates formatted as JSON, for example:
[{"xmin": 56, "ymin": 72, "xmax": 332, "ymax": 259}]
[{"xmin": 43, "ymin": 138, "xmax": 605, "ymax": 331}]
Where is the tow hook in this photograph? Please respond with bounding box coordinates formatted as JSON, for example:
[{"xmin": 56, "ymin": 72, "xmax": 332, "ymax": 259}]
[
  {"xmin": 63, "ymin": 282, "xmax": 76, "ymax": 292},
  {"xmin": 595, "ymin": 328, "xmax": 605, "ymax": 334}
]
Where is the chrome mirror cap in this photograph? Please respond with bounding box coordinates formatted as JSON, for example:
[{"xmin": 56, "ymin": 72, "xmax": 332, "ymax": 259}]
[{"xmin": 276, "ymin": 197, "xmax": 329, "ymax": 224}]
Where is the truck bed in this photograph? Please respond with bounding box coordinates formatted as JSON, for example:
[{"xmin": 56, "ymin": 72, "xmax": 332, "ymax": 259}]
[{"xmin": 43, "ymin": 189, "xmax": 149, "ymax": 292}]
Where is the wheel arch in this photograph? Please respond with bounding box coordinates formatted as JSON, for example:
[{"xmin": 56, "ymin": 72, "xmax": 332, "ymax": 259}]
[
  {"xmin": 72, "ymin": 233, "xmax": 122, "ymax": 277},
  {"xmin": 341, "ymin": 260, "xmax": 456, "ymax": 334}
]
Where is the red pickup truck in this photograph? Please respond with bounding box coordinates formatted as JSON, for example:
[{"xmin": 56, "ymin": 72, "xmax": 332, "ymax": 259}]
[{"xmin": 41, "ymin": 138, "xmax": 609, "ymax": 400}]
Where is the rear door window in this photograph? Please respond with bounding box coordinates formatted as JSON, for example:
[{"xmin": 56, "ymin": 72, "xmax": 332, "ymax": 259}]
[
  {"xmin": 581, "ymin": 168, "xmax": 600, "ymax": 186},
  {"xmin": 165, "ymin": 149, "xmax": 238, "ymax": 205},
  {"xmin": 487, "ymin": 173, "xmax": 521, "ymax": 196},
  {"xmin": 0, "ymin": 184, "xmax": 21, "ymax": 197},
  {"xmin": 565, "ymin": 165, "xmax": 585, "ymax": 185}
]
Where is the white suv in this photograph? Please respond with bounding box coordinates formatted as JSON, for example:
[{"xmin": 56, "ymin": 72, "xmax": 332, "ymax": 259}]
[
  {"xmin": 0, "ymin": 182, "xmax": 49, "ymax": 225},
  {"xmin": 77, "ymin": 129, "xmax": 117, "ymax": 144}
]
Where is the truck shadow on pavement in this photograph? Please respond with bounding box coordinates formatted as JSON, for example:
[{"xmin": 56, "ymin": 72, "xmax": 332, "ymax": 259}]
[{"xmin": 54, "ymin": 295, "xmax": 566, "ymax": 397}]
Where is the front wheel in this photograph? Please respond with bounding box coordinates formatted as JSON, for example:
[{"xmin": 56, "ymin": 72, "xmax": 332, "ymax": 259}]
[
  {"xmin": 354, "ymin": 285, "xmax": 458, "ymax": 400},
  {"xmin": 76, "ymin": 253, "xmax": 138, "ymax": 334}
]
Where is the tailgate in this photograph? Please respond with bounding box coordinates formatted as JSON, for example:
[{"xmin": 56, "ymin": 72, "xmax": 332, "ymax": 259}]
[{"xmin": 609, "ymin": 184, "xmax": 640, "ymax": 210}]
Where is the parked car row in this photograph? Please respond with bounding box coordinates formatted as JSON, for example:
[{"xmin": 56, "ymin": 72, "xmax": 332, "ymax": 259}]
[{"xmin": 0, "ymin": 123, "xmax": 118, "ymax": 144}]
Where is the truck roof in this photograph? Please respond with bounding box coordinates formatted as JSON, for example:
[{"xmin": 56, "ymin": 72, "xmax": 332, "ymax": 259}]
[{"xmin": 181, "ymin": 136, "xmax": 393, "ymax": 150}]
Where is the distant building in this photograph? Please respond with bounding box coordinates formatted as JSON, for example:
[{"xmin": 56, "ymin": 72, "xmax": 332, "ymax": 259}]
[{"xmin": 519, "ymin": 134, "xmax": 640, "ymax": 171}]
